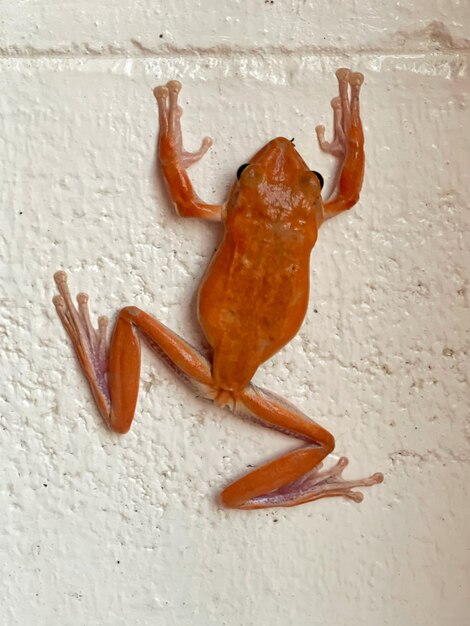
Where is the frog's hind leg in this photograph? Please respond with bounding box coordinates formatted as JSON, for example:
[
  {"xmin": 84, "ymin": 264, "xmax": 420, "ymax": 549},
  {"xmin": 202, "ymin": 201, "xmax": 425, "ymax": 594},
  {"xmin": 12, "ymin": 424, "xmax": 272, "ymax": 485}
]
[
  {"xmin": 53, "ymin": 271, "xmax": 214, "ymax": 434},
  {"xmin": 220, "ymin": 384, "xmax": 383, "ymax": 509},
  {"xmin": 53, "ymin": 271, "xmax": 112, "ymax": 421}
]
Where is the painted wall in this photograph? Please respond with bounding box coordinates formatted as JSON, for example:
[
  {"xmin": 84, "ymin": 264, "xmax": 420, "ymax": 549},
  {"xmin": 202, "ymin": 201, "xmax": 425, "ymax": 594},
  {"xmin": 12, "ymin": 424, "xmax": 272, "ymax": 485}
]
[{"xmin": 1, "ymin": 2, "xmax": 469, "ymax": 624}]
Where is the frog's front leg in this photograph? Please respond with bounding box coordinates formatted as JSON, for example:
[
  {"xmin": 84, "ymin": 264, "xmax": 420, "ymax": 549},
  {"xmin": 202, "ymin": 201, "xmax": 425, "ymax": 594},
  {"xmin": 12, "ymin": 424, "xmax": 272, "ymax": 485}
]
[
  {"xmin": 53, "ymin": 272, "xmax": 213, "ymax": 433},
  {"xmin": 315, "ymin": 68, "xmax": 365, "ymax": 222},
  {"xmin": 154, "ymin": 80, "xmax": 223, "ymax": 221},
  {"xmin": 220, "ymin": 385, "xmax": 383, "ymax": 509}
]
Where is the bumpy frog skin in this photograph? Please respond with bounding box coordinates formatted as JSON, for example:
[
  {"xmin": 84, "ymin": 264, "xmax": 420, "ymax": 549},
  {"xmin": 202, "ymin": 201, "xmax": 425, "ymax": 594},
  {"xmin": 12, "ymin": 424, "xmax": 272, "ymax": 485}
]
[{"xmin": 53, "ymin": 70, "xmax": 383, "ymax": 509}]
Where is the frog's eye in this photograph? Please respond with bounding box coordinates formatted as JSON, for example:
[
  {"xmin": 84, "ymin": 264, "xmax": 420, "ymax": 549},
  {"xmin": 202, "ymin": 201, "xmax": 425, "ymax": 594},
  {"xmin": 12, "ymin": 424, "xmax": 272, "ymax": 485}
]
[
  {"xmin": 237, "ymin": 163, "xmax": 250, "ymax": 180},
  {"xmin": 311, "ymin": 171, "xmax": 324, "ymax": 189}
]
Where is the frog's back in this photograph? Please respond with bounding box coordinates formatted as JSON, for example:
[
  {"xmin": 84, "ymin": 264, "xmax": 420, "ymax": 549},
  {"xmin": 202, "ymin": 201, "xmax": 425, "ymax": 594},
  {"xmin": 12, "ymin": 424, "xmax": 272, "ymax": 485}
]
[
  {"xmin": 198, "ymin": 137, "xmax": 322, "ymax": 391},
  {"xmin": 198, "ymin": 218, "xmax": 315, "ymax": 391}
]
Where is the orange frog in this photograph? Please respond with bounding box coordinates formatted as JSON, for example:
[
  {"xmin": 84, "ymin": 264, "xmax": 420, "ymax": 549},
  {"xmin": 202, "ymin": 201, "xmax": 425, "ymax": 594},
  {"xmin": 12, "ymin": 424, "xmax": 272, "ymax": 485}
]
[{"xmin": 53, "ymin": 69, "xmax": 383, "ymax": 508}]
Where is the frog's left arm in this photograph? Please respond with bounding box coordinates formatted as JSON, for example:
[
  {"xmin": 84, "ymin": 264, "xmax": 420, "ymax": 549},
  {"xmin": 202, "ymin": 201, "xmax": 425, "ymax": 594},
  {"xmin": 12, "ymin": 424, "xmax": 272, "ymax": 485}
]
[{"xmin": 154, "ymin": 81, "xmax": 223, "ymax": 222}]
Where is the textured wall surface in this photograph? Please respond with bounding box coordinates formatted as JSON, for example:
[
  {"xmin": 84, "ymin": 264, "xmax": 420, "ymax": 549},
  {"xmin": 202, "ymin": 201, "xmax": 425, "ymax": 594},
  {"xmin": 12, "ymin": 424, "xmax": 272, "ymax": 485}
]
[{"xmin": 1, "ymin": 2, "xmax": 469, "ymax": 625}]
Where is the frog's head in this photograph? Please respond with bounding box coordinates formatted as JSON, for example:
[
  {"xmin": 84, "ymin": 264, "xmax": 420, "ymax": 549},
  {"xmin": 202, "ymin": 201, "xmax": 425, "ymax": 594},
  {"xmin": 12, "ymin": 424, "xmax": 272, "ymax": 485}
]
[{"xmin": 231, "ymin": 137, "xmax": 324, "ymax": 221}]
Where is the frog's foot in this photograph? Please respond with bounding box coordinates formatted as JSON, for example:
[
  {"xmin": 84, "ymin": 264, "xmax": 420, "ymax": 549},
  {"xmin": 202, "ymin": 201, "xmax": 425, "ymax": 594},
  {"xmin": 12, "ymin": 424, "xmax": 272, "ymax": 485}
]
[
  {"xmin": 53, "ymin": 271, "xmax": 111, "ymax": 419},
  {"xmin": 246, "ymin": 457, "xmax": 383, "ymax": 508},
  {"xmin": 154, "ymin": 80, "xmax": 213, "ymax": 168},
  {"xmin": 276, "ymin": 456, "xmax": 383, "ymax": 505},
  {"xmin": 315, "ymin": 68, "xmax": 364, "ymax": 158}
]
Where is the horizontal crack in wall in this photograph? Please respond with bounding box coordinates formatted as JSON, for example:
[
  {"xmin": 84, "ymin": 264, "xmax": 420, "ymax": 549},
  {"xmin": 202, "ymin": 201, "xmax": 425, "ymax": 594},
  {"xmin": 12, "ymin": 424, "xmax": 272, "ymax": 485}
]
[{"xmin": 1, "ymin": 21, "xmax": 469, "ymax": 60}]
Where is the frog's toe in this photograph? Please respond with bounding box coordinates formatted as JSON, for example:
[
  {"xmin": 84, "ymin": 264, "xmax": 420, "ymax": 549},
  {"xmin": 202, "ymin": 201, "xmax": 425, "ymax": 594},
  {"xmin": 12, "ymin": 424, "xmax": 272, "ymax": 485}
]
[
  {"xmin": 335, "ymin": 67, "xmax": 351, "ymax": 81},
  {"xmin": 153, "ymin": 85, "xmax": 168, "ymax": 100},
  {"xmin": 166, "ymin": 79, "xmax": 182, "ymax": 94},
  {"xmin": 349, "ymin": 72, "xmax": 364, "ymax": 87},
  {"xmin": 330, "ymin": 96, "xmax": 341, "ymax": 110}
]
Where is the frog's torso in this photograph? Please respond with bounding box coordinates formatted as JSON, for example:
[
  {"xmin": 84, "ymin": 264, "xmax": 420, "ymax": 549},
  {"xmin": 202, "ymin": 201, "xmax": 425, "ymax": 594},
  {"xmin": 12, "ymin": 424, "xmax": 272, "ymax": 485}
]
[{"xmin": 198, "ymin": 137, "xmax": 323, "ymax": 391}]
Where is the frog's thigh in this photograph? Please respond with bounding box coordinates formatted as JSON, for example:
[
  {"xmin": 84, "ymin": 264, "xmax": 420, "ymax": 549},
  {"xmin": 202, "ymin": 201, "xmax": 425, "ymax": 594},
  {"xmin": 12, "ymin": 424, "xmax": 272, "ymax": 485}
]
[{"xmin": 107, "ymin": 306, "xmax": 213, "ymax": 432}]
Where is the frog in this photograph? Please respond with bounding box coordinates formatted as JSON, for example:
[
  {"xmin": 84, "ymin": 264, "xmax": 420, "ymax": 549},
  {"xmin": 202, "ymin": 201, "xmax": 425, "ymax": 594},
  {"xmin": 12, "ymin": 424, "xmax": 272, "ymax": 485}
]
[{"xmin": 53, "ymin": 69, "xmax": 383, "ymax": 509}]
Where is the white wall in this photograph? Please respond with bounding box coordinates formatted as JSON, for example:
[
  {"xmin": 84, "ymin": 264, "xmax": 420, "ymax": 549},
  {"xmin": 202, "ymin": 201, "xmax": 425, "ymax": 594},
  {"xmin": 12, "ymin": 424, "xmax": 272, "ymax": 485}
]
[{"xmin": 1, "ymin": 2, "xmax": 469, "ymax": 625}]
